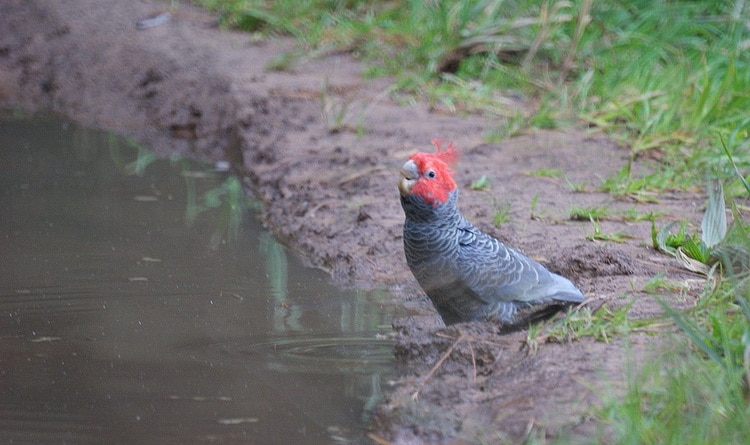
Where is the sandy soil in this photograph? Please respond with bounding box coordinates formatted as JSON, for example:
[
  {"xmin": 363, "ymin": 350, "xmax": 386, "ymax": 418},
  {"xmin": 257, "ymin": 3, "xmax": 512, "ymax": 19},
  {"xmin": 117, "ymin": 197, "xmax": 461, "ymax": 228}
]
[{"xmin": 0, "ymin": 1, "xmax": 707, "ymax": 442}]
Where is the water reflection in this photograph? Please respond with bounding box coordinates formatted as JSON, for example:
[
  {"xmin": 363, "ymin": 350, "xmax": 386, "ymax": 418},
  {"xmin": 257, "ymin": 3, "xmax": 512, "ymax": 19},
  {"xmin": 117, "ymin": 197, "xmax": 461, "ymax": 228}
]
[{"xmin": 0, "ymin": 112, "xmax": 399, "ymax": 444}]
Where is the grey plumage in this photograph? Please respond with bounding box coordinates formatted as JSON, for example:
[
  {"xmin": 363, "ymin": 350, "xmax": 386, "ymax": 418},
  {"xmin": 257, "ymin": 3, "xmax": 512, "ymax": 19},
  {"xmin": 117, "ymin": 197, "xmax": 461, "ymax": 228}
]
[{"xmin": 401, "ymin": 189, "xmax": 584, "ymax": 325}]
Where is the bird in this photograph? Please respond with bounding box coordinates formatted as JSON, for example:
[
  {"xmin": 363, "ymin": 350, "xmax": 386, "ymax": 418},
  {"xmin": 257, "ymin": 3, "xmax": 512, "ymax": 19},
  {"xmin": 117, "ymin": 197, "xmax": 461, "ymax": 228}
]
[{"xmin": 398, "ymin": 139, "xmax": 584, "ymax": 326}]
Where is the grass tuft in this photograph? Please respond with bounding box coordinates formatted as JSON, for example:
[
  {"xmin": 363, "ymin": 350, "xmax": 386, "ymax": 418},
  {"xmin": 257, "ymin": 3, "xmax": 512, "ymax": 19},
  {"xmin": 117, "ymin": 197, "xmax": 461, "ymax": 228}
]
[
  {"xmin": 569, "ymin": 205, "xmax": 610, "ymax": 221},
  {"xmin": 193, "ymin": 1, "xmax": 749, "ymax": 195},
  {"xmin": 586, "ymin": 218, "xmax": 633, "ymax": 243},
  {"xmin": 598, "ymin": 282, "xmax": 750, "ymax": 444}
]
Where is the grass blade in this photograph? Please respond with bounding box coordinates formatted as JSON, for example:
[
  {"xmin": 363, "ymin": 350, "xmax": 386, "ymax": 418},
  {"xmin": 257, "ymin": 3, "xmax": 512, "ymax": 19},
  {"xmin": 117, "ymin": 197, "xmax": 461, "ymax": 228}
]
[
  {"xmin": 654, "ymin": 221, "xmax": 680, "ymax": 255},
  {"xmin": 702, "ymin": 180, "xmax": 727, "ymax": 249},
  {"xmin": 720, "ymin": 134, "xmax": 750, "ymax": 194},
  {"xmin": 658, "ymin": 299, "xmax": 726, "ymax": 371},
  {"xmin": 738, "ymin": 295, "xmax": 750, "ymax": 324}
]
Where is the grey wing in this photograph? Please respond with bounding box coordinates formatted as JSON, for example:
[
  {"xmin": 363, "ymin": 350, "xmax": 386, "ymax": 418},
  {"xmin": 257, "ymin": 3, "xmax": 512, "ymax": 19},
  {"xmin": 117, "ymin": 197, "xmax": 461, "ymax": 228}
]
[{"xmin": 456, "ymin": 220, "xmax": 584, "ymax": 305}]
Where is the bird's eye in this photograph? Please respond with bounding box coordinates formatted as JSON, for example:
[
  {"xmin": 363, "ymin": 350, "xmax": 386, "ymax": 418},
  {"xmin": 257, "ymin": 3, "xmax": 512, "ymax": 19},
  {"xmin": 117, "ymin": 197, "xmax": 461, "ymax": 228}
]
[{"xmin": 426, "ymin": 169, "xmax": 436, "ymax": 179}]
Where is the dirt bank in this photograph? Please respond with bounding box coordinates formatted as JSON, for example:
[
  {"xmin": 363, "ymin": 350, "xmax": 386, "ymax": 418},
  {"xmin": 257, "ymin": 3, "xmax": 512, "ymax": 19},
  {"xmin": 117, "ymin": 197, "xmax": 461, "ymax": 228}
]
[{"xmin": 0, "ymin": 1, "xmax": 706, "ymax": 442}]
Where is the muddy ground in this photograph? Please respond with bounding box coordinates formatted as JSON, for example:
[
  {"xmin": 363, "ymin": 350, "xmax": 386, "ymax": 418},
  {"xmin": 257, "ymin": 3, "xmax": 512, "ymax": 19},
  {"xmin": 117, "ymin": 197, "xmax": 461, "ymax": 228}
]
[{"xmin": 0, "ymin": 1, "xmax": 708, "ymax": 443}]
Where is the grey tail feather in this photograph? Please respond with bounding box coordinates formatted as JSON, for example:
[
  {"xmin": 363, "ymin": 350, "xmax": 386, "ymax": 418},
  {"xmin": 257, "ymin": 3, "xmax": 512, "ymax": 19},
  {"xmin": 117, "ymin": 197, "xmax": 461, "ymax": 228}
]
[{"xmin": 552, "ymin": 290, "xmax": 585, "ymax": 303}]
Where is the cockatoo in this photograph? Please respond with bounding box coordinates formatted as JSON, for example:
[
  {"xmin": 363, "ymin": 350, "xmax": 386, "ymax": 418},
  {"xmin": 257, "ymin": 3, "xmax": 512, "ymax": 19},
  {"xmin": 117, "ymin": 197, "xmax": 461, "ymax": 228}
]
[{"xmin": 398, "ymin": 140, "xmax": 584, "ymax": 325}]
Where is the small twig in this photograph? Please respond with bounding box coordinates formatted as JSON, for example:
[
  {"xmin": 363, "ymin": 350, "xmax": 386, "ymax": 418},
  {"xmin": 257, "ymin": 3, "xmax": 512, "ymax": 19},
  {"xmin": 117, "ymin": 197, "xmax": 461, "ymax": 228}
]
[
  {"xmin": 576, "ymin": 296, "xmax": 604, "ymax": 311},
  {"xmin": 338, "ymin": 165, "xmax": 387, "ymax": 186},
  {"xmin": 468, "ymin": 339, "xmax": 477, "ymax": 381},
  {"xmin": 412, "ymin": 330, "xmax": 468, "ymax": 400}
]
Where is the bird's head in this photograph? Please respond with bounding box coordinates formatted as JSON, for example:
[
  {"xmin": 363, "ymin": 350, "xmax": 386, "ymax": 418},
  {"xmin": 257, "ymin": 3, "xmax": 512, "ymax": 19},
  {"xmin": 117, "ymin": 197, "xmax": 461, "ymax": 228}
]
[{"xmin": 398, "ymin": 139, "xmax": 459, "ymax": 207}]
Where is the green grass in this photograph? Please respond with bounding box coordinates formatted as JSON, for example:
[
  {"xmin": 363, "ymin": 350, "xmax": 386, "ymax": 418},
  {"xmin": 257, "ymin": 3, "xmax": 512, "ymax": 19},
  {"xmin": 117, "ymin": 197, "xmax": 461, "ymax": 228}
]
[
  {"xmin": 621, "ymin": 207, "xmax": 664, "ymax": 223},
  {"xmin": 543, "ymin": 302, "xmax": 635, "ymax": 344},
  {"xmin": 642, "ymin": 273, "xmax": 690, "ymax": 295},
  {"xmin": 492, "ymin": 202, "xmax": 511, "ymax": 227},
  {"xmin": 597, "ymin": 280, "xmax": 750, "ymax": 444},
  {"xmin": 469, "ymin": 174, "xmax": 492, "ymax": 191},
  {"xmin": 586, "ymin": 218, "xmax": 633, "ymax": 243},
  {"xmin": 601, "ymin": 177, "xmax": 750, "ymax": 442},
  {"xmin": 569, "ymin": 205, "xmax": 610, "ymax": 221},
  {"xmin": 196, "ymin": 0, "xmax": 750, "ymax": 195},
  {"xmin": 527, "ymin": 168, "xmax": 563, "ymax": 178}
]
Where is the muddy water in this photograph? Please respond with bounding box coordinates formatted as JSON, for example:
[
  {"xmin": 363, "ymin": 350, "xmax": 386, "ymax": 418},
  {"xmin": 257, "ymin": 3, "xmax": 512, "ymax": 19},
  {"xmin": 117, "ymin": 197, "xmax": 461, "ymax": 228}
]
[{"xmin": 0, "ymin": 113, "xmax": 399, "ymax": 444}]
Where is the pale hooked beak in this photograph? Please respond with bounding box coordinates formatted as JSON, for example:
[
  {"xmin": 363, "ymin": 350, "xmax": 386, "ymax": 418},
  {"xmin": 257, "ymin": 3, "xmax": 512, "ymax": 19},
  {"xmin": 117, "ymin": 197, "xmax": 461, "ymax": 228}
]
[{"xmin": 398, "ymin": 159, "xmax": 419, "ymax": 197}]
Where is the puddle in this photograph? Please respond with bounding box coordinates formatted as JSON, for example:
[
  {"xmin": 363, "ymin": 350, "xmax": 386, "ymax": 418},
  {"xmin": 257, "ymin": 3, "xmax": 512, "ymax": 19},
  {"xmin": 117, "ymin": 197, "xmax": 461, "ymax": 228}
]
[{"xmin": 0, "ymin": 112, "xmax": 400, "ymax": 443}]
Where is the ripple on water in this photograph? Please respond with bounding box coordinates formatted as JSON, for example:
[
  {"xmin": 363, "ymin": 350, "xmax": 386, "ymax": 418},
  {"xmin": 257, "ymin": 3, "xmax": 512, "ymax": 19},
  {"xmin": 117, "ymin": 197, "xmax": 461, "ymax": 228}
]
[{"xmin": 243, "ymin": 336, "xmax": 395, "ymax": 374}]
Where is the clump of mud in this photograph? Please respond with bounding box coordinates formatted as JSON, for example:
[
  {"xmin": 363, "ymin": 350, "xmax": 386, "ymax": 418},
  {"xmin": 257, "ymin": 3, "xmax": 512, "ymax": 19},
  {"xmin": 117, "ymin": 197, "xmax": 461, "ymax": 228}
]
[
  {"xmin": 550, "ymin": 244, "xmax": 640, "ymax": 279},
  {"xmin": 393, "ymin": 319, "xmax": 513, "ymax": 378}
]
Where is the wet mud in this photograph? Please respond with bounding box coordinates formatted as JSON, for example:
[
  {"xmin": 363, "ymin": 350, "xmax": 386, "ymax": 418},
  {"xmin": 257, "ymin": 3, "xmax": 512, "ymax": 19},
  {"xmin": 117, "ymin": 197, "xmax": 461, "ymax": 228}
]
[{"xmin": 0, "ymin": 1, "xmax": 708, "ymax": 442}]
